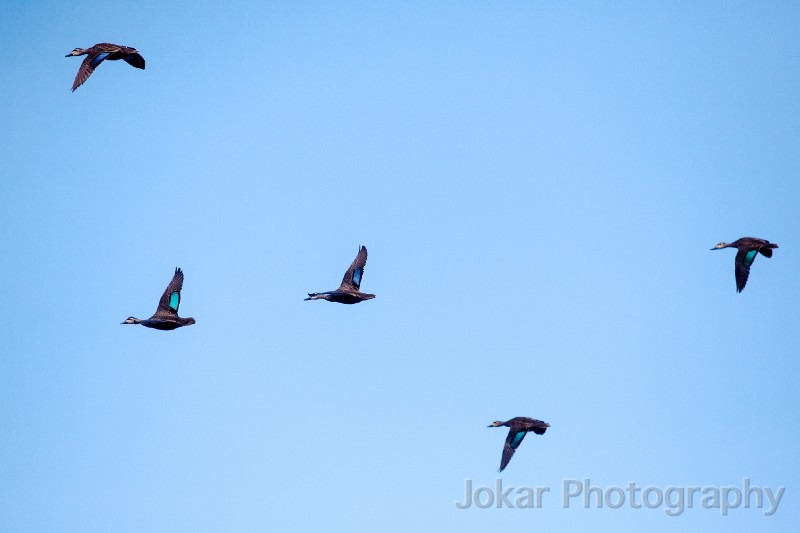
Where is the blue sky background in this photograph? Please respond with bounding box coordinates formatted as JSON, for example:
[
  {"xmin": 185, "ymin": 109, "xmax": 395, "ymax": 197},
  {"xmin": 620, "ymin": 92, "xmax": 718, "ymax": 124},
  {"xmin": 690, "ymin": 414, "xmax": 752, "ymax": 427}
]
[{"xmin": 1, "ymin": 1, "xmax": 798, "ymax": 531}]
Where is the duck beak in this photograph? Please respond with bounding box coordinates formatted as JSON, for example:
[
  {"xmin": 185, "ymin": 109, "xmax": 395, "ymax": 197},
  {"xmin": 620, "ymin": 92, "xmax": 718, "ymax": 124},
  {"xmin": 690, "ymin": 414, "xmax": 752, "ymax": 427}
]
[
  {"xmin": 709, "ymin": 247, "xmax": 718, "ymax": 250},
  {"xmin": 65, "ymin": 53, "xmax": 72, "ymax": 57}
]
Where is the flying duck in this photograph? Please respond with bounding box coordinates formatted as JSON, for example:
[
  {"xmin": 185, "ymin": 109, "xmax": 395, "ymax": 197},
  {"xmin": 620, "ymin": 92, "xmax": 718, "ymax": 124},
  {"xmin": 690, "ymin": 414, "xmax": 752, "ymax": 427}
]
[
  {"xmin": 65, "ymin": 43, "xmax": 145, "ymax": 91},
  {"xmin": 305, "ymin": 246, "xmax": 375, "ymax": 304},
  {"xmin": 711, "ymin": 237, "xmax": 778, "ymax": 292},
  {"xmin": 122, "ymin": 268, "xmax": 195, "ymax": 330},
  {"xmin": 488, "ymin": 417, "xmax": 549, "ymax": 472}
]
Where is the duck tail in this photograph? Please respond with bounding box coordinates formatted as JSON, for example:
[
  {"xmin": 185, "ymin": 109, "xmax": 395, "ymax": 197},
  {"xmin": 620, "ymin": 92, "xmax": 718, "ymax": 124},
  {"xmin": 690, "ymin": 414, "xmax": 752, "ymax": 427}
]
[{"xmin": 760, "ymin": 244, "xmax": 778, "ymax": 258}]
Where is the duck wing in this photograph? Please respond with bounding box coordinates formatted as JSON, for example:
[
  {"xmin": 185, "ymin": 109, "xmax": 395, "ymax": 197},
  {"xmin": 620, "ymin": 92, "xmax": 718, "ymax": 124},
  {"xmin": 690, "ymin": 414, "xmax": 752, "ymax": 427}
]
[
  {"xmin": 123, "ymin": 53, "xmax": 145, "ymax": 69},
  {"xmin": 734, "ymin": 249, "xmax": 757, "ymax": 293},
  {"xmin": 71, "ymin": 48, "xmax": 116, "ymax": 91},
  {"xmin": 338, "ymin": 246, "xmax": 368, "ymax": 291},
  {"xmin": 528, "ymin": 419, "xmax": 549, "ymax": 435},
  {"xmin": 499, "ymin": 428, "xmax": 528, "ymax": 472},
  {"xmin": 153, "ymin": 268, "xmax": 184, "ymax": 317}
]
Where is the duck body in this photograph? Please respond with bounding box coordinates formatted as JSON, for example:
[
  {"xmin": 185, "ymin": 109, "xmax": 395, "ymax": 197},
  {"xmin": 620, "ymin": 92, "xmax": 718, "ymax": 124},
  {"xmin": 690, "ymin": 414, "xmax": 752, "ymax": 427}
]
[
  {"xmin": 124, "ymin": 317, "xmax": 196, "ymax": 330},
  {"xmin": 123, "ymin": 268, "xmax": 196, "ymax": 331},
  {"xmin": 488, "ymin": 417, "xmax": 549, "ymax": 472},
  {"xmin": 305, "ymin": 246, "xmax": 375, "ymax": 304},
  {"xmin": 711, "ymin": 237, "xmax": 778, "ymax": 292},
  {"xmin": 65, "ymin": 43, "xmax": 145, "ymax": 91},
  {"xmin": 305, "ymin": 290, "xmax": 375, "ymax": 304}
]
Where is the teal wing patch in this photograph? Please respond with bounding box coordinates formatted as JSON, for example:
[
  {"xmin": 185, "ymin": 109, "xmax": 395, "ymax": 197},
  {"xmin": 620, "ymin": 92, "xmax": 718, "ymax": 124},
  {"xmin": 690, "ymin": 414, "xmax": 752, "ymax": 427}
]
[
  {"xmin": 352, "ymin": 268, "xmax": 363, "ymax": 289},
  {"xmin": 169, "ymin": 291, "xmax": 180, "ymax": 313},
  {"xmin": 510, "ymin": 430, "xmax": 527, "ymax": 449},
  {"xmin": 743, "ymin": 249, "xmax": 758, "ymax": 266}
]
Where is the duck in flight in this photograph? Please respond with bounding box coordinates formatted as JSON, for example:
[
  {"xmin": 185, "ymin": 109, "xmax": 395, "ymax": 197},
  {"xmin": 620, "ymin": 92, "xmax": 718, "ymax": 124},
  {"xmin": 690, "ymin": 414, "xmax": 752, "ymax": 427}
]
[
  {"xmin": 65, "ymin": 43, "xmax": 145, "ymax": 92},
  {"xmin": 488, "ymin": 417, "xmax": 549, "ymax": 472},
  {"xmin": 305, "ymin": 245, "xmax": 376, "ymax": 304},
  {"xmin": 122, "ymin": 268, "xmax": 196, "ymax": 330},
  {"xmin": 711, "ymin": 237, "xmax": 778, "ymax": 293}
]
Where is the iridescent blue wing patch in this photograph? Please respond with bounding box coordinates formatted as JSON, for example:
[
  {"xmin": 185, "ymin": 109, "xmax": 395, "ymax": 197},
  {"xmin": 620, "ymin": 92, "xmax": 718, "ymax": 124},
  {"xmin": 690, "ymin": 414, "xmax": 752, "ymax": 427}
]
[
  {"xmin": 743, "ymin": 249, "xmax": 758, "ymax": 266},
  {"xmin": 90, "ymin": 52, "xmax": 111, "ymax": 69},
  {"xmin": 352, "ymin": 268, "xmax": 362, "ymax": 289},
  {"xmin": 169, "ymin": 291, "xmax": 180, "ymax": 313},
  {"xmin": 510, "ymin": 430, "xmax": 527, "ymax": 449}
]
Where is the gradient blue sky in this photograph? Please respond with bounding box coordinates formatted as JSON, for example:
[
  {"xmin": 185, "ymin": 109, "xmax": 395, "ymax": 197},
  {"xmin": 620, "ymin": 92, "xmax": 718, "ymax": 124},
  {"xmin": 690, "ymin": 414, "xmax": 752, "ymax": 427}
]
[{"xmin": 1, "ymin": 1, "xmax": 799, "ymax": 531}]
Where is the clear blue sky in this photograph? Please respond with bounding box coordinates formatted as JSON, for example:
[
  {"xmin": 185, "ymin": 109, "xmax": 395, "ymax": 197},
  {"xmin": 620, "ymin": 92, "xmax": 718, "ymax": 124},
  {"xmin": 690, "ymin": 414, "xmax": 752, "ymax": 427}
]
[{"xmin": 1, "ymin": 1, "xmax": 798, "ymax": 531}]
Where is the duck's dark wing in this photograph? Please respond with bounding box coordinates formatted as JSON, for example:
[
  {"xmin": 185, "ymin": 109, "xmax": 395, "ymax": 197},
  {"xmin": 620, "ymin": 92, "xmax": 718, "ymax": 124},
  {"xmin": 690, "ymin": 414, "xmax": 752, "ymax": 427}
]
[
  {"xmin": 499, "ymin": 428, "xmax": 528, "ymax": 472},
  {"xmin": 123, "ymin": 53, "xmax": 145, "ymax": 69},
  {"xmin": 529, "ymin": 420, "xmax": 549, "ymax": 435},
  {"xmin": 154, "ymin": 268, "xmax": 184, "ymax": 317},
  {"xmin": 759, "ymin": 247, "xmax": 773, "ymax": 258},
  {"xmin": 71, "ymin": 50, "xmax": 114, "ymax": 91},
  {"xmin": 338, "ymin": 246, "xmax": 368, "ymax": 291},
  {"xmin": 734, "ymin": 249, "xmax": 757, "ymax": 293}
]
